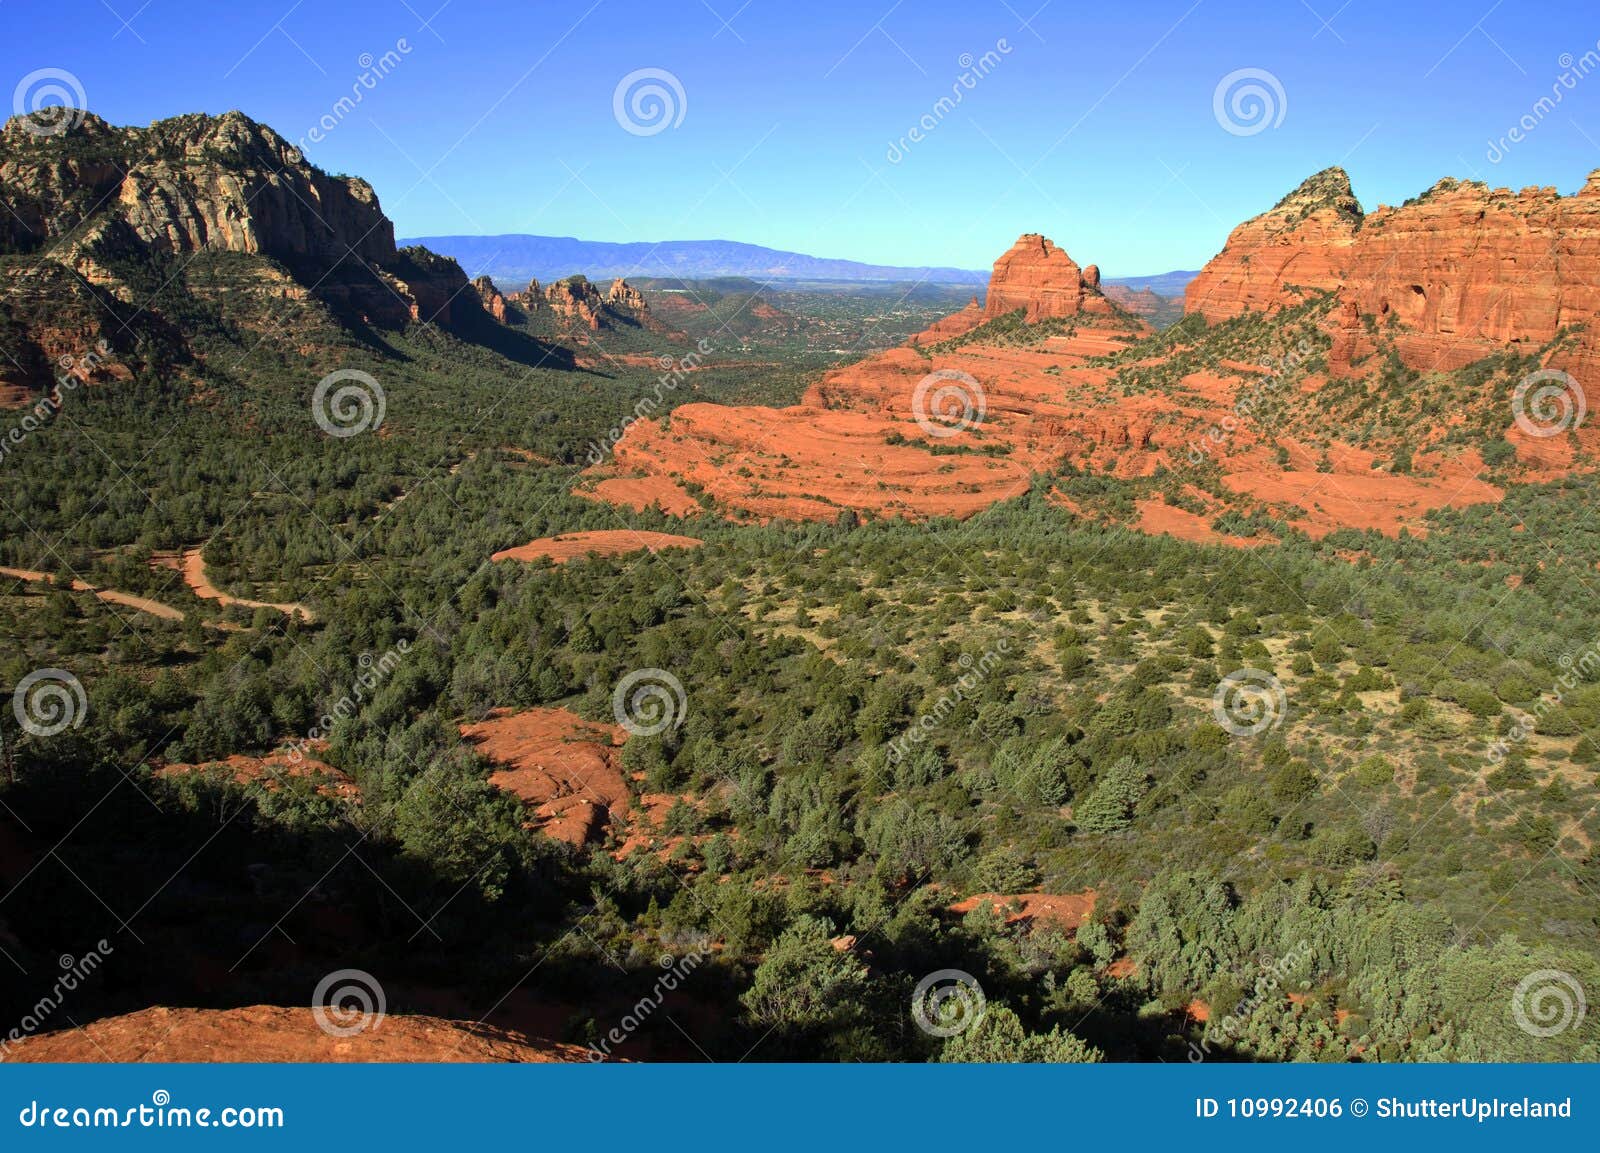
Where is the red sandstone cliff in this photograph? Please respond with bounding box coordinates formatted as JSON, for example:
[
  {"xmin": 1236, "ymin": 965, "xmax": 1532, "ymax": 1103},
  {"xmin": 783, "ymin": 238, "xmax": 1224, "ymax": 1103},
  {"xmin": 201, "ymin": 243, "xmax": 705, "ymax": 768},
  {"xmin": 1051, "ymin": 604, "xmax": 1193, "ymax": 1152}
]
[{"xmin": 1185, "ymin": 165, "xmax": 1600, "ymax": 376}]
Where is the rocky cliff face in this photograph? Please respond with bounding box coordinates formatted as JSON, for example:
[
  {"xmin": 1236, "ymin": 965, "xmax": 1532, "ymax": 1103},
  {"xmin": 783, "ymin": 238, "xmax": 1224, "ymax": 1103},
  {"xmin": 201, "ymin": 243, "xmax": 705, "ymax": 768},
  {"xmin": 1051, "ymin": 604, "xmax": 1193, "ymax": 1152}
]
[
  {"xmin": 0, "ymin": 110, "xmax": 481, "ymax": 338},
  {"xmin": 984, "ymin": 234, "xmax": 1117, "ymax": 321},
  {"xmin": 1184, "ymin": 167, "xmax": 1362, "ymax": 323},
  {"xmin": 472, "ymin": 274, "xmax": 508, "ymax": 322},
  {"xmin": 508, "ymin": 273, "xmax": 665, "ymax": 332},
  {"xmin": 1185, "ymin": 165, "xmax": 1600, "ymax": 375}
]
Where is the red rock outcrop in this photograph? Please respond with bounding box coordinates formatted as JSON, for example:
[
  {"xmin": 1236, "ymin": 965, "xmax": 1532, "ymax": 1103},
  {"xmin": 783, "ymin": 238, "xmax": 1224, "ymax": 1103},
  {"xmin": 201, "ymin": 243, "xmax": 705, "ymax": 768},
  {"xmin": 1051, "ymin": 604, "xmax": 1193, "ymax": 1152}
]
[
  {"xmin": 607, "ymin": 277, "xmax": 646, "ymax": 309},
  {"xmin": 1185, "ymin": 165, "xmax": 1600, "ymax": 377},
  {"xmin": 984, "ymin": 234, "xmax": 1118, "ymax": 321},
  {"xmin": 472, "ymin": 274, "xmax": 508, "ymax": 321},
  {"xmin": 460, "ymin": 708, "xmax": 629, "ymax": 846},
  {"xmin": 1184, "ymin": 166, "xmax": 1361, "ymax": 322}
]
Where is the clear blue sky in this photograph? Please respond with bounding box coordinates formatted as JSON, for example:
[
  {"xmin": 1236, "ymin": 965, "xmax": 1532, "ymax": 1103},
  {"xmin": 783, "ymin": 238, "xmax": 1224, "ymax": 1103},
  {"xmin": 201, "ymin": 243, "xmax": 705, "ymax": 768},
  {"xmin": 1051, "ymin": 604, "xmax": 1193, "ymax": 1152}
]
[{"xmin": 7, "ymin": 0, "xmax": 1600, "ymax": 275}]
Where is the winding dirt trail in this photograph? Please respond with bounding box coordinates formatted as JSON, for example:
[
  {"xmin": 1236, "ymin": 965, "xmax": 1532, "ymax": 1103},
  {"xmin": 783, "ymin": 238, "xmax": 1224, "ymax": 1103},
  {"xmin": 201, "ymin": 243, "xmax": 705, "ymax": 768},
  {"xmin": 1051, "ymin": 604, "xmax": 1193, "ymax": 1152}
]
[
  {"xmin": 181, "ymin": 549, "xmax": 315, "ymax": 622},
  {"xmin": 0, "ymin": 565, "xmax": 186, "ymax": 621}
]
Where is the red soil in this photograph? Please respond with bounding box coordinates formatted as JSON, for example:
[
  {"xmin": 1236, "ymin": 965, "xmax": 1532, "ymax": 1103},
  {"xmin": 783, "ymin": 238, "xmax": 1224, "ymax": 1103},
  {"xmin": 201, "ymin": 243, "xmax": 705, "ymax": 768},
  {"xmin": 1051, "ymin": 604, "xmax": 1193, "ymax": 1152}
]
[
  {"xmin": 491, "ymin": 529, "xmax": 703, "ymax": 564},
  {"xmin": 460, "ymin": 708, "xmax": 628, "ymax": 847},
  {"xmin": 1219, "ymin": 443, "xmax": 1500, "ymax": 539},
  {"xmin": 4, "ymin": 1005, "xmax": 588, "ymax": 1063},
  {"xmin": 157, "ymin": 742, "xmax": 358, "ymax": 801},
  {"xmin": 949, "ymin": 890, "xmax": 1098, "ymax": 931},
  {"xmin": 1136, "ymin": 499, "xmax": 1269, "ymax": 549}
]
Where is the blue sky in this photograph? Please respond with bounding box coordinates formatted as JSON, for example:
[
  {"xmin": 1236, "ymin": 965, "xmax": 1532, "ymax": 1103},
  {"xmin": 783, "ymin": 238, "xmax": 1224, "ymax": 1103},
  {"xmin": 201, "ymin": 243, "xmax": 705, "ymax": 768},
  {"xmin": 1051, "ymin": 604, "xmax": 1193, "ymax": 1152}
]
[{"xmin": 7, "ymin": 0, "xmax": 1600, "ymax": 274}]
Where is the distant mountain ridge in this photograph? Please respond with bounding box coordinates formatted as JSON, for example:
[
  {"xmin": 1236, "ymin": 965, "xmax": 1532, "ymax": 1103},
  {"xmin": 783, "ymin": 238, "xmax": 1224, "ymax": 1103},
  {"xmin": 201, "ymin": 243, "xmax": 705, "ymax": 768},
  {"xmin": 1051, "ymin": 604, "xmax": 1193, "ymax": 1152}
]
[
  {"xmin": 400, "ymin": 234, "xmax": 991, "ymax": 286},
  {"xmin": 404, "ymin": 233, "xmax": 1199, "ymax": 297}
]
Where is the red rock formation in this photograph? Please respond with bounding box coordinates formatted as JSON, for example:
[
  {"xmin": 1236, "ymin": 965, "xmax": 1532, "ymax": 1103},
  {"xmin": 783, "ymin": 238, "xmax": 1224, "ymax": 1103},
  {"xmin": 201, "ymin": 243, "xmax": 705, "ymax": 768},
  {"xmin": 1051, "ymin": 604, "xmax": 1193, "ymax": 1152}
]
[
  {"xmin": 4, "ymin": 1005, "xmax": 590, "ymax": 1063},
  {"xmin": 540, "ymin": 276, "xmax": 605, "ymax": 329},
  {"xmin": 1185, "ymin": 165, "xmax": 1600, "ymax": 376},
  {"xmin": 985, "ymin": 234, "xmax": 1117, "ymax": 321},
  {"xmin": 606, "ymin": 277, "xmax": 647, "ymax": 310},
  {"xmin": 1184, "ymin": 166, "xmax": 1361, "ymax": 323},
  {"xmin": 472, "ymin": 274, "xmax": 507, "ymax": 321}
]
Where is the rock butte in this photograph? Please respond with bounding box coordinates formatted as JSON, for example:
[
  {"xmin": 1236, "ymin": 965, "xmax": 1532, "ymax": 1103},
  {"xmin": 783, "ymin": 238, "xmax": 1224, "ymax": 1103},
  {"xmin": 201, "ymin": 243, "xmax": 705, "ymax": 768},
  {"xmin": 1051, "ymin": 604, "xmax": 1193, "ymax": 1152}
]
[
  {"xmin": 984, "ymin": 233, "xmax": 1117, "ymax": 321},
  {"xmin": 3, "ymin": 1005, "xmax": 588, "ymax": 1063},
  {"xmin": 490, "ymin": 529, "xmax": 704, "ymax": 564}
]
